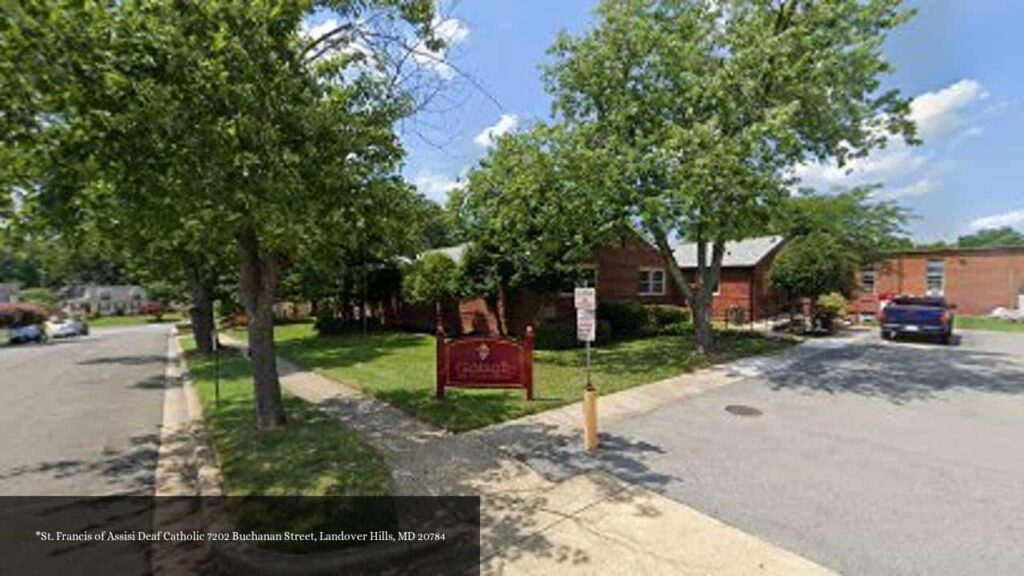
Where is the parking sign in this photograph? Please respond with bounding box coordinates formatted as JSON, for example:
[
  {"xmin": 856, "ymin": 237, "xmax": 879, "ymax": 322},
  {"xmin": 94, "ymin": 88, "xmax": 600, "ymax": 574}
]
[
  {"xmin": 574, "ymin": 287, "xmax": 596, "ymax": 311},
  {"xmin": 577, "ymin": 308, "xmax": 596, "ymax": 342}
]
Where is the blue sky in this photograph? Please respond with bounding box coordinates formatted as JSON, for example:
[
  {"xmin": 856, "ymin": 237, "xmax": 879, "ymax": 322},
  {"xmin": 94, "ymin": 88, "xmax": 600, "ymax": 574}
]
[{"xmin": 330, "ymin": 1, "xmax": 1024, "ymax": 243}]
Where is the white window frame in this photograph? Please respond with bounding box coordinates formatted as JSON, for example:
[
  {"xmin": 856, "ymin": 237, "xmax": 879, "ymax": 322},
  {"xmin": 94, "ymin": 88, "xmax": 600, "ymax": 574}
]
[
  {"xmin": 560, "ymin": 265, "xmax": 598, "ymax": 296},
  {"xmin": 925, "ymin": 258, "xmax": 945, "ymax": 295},
  {"xmin": 860, "ymin": 264, "xmax": 877, "ymax": 294},
  {"xmin": 638, "ymin": 267, "xmax": 666, "ymax": 296}
]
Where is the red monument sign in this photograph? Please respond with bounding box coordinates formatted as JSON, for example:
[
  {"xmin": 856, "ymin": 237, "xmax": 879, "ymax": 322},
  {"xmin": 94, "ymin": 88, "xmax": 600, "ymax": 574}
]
[{"xmin": 435, "ymin": 327, "xmax": 534, "ymax": 400}]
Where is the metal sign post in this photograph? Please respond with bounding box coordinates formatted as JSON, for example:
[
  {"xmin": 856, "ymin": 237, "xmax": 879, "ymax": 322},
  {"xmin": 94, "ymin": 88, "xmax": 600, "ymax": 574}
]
[
  {"xmin": 574, "ymin": 288, "xmax": 598, "ymax": 452},
  {"xmin": 211, "ymin": 327, "xmax": 220, "ymax": 408}
]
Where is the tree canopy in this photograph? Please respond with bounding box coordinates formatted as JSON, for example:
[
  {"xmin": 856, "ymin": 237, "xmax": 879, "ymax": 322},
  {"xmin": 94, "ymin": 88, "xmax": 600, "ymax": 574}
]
[
  {"xmin": 451, "ymin": 125, "xmax": 620, "ymax": 304},
  {"xmin": 2, "ymin": 0, "xmax": 441, "ymax": 428},
  {"xmin": 540, "ymin": 0, "xmax": 917, "ymax": 351},
  {"xmin": 956, "ymin": 227, "xmax": 1024, "ymax": 249},
  {"xmin": 775, "ymin": 187, "xmax": 912, "ymax": 261}
]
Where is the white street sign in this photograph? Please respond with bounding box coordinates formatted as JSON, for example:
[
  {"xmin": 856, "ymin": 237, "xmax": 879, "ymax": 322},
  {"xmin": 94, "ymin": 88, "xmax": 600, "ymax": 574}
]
[
  {"xmin": 574, "ymin": 287, "xmax": 596, "ymax": 311},
  {"xmin": 577, "ymin": 308, "xmax": 596, "ymax": 342}
]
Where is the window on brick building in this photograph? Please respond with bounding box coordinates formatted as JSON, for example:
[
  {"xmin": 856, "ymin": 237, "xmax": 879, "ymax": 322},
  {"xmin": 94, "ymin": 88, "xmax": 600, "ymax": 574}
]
[
  {"xmin": 926, "ymin": 259, "xmax": 945, "ymax": 295},
  {"xmin": 860, "ymin": 264, "xmax": 877, "ymax": 294},
  {"xmin": 638, "ymin": 268, "xmax": 666, "ymax": 296}
]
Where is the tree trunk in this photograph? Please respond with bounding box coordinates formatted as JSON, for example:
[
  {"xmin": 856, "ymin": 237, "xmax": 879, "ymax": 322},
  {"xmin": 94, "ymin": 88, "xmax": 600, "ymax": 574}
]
[
  {"xmin": 238, "ymin": 233, "xmax": 286, "ymax": 429},
  {"xmin": 189, "ymin": 271, "xmax": 215, "ymax": 354},
  {"xmin": 692, "ymin": 289, "xmax": 714, "ymax": 354},
  {"xmin": 649, "ymin": 226, "xmax": 723, "ymax": 354}
]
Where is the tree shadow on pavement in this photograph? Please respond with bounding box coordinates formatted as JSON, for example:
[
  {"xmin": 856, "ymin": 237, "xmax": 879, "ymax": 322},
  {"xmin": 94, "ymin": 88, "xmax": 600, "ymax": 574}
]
[
  {"xmin": 0, "ymin": 432, "xmax": 161, "ymax": 495},
  {"xmin": 78, "ymin": 354, "xmax": 167, "ymax": 366},
  {"xmin": 762, "ymin": 340, "xmax": 1024, "ymax": 403}
]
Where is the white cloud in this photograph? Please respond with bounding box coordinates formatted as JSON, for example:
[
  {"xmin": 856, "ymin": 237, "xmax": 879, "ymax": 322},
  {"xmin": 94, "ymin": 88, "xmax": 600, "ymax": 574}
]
[
  {"xmin": 413, "ymin": 170, "xmax": 465, "ymax": 202},
  {"xmin": 474, "ymin": 114, "xmax": 519, "ymax": 147},
  {"xmin": 793, "ymin": 79, "xmax": 988, "ymax": 196},
  {"xmin": 909, "ymin": 79, "xmax": 989, "ymax": 140},
  {"xmin": 969, "ymin": 208, "xmax": 1024, "ymax": 231},
  {"xmin": 792, "ymin": 141, "xmax": 928, "ymax": 191},
  {"xmin": 300, "ymin": 18, "xmax": 373, "ymax": 63},
  {"xmin": 874, "ymin": 178, "xmax": 936, "ymax": 201},
  {"xmin": 412, "ymin": 16, "xmax": 470, "ymax": 80}
]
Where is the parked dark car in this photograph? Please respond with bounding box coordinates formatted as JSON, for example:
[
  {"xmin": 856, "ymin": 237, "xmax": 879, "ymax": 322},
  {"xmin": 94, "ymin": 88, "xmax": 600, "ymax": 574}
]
[
  {"xmin": 8, "ymin": 324, "xmax": 47, "ymax": 344},
  {"xmin": 880, "ymin": 295, "xmax": 955, "ymax": 344}
]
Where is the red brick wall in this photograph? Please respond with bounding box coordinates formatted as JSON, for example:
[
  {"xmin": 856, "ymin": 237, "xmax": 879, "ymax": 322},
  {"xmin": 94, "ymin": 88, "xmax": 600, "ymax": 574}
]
[
  {"xmin": 446, "ymin": 233, "xmax": 693, "ymax": 336},
  {"xmin": 852, "ymin": 248, "xmax": 1024, "ymax": 316},
  {"xmin": 405, "ymin": 233, "xmax": 787, "ymax": 334}
]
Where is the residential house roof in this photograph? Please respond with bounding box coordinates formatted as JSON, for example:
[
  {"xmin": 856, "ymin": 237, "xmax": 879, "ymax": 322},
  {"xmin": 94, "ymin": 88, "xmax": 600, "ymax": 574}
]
[
  {"xmin": 672, "ymin": 236, "xmax": 785, "ymax": 269},
  {"xmin": 62, "ymin": 284, "xmax": 147, "ymax": 302}
]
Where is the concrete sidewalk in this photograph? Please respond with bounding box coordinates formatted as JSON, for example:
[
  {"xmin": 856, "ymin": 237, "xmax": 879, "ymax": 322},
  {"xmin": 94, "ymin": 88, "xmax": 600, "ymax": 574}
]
[{"xmin": 219, "ymin": 333, "xmax": 838, "ymax": 574}]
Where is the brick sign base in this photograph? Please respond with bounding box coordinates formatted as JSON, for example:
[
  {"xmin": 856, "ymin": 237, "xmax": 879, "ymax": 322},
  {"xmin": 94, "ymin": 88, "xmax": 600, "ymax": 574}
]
[{"xmin": 436, "ymin": 327, "xmax": 534, "ymax": 400}]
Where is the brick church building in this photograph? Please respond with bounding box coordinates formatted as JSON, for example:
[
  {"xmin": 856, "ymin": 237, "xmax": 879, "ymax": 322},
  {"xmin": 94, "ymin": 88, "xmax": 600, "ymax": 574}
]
[
  {"xmin": 852, "ymin": 245, "xmax": 1024, "ymax": 318},
  {"xmin": 404, "ymin": 233, "xmax": 787, "ymax": 336}
]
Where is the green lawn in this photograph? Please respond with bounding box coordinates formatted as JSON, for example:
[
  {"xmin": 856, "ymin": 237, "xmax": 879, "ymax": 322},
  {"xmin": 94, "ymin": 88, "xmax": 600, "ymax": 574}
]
[
  {"xmin": 89, "ymin": 312, "xmax": 184, "ymax": 327},
  {"xmin": 956, "ymin": 315, "xmax": 1024, "ymax": 333},
  {"xmin": 182, "ymin": 337, "xmax": 391, "ymax": 496},
  {"xmin": 239, "ymin": 324, "xmax": 794, "ymax": 432}
]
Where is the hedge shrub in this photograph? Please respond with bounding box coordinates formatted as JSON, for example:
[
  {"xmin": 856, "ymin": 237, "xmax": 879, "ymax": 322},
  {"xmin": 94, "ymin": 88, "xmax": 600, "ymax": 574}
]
[
  {"xmin": 533, "ymin": 319, "xmax": 612, "ymax": 350},
  {"xmin": 647, "ymin": 305, "xmax": 689, "ymax": 326},
  {"xmin": 0, "ymin": 302, "xmax": 50, "ymax": 328},
  {"xmin": 314, "ymin": 315, "xmax": 382, "ymax": 336},
  {"xmin": 597, "ymin": 301, "xmax": 649, "ymax": 338}
]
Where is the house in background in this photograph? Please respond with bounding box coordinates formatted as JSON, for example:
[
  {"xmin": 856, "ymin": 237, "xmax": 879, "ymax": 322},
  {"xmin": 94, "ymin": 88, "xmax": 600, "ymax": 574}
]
[
  {"xmin": 0, "ymin": 283, "xmax": 19, "ymax": 303},
  {"xmin": 403, "ymin": 233, "xmax": 786, "ymax": 336},
  {"xmin": 853, "ymin": 245, "xmax": 1024, "ymax": 318},
  {"xmin": 673, "ymin": 235, "xmax": 787, "ymax": 322},
  {"xmin": 61, "ymin": 284, "xmax": 148, "ymax": 316}
]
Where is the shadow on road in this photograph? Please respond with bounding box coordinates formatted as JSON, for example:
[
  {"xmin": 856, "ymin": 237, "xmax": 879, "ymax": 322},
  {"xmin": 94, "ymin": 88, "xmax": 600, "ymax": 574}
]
[
  {"xmin": 78, "ymin": 354, "xmax": 167, "ymax": 366},
  {"xmin": 0, "ymin": 432, "xmax": 161, "ymax": 494},
  {"xmin": 762, "ymin": 339, "xmax": 1024, "ymax": 403}
]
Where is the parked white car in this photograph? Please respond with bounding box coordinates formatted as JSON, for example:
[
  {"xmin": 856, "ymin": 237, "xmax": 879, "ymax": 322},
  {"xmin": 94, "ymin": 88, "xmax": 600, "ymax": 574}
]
[
  {"xmin": 44, "ymin": 316, "xmax": 89, "ymax": 339},
  {"xmin": 989, "ymin": 307, "xmax": 1024, "ymax": 322}
]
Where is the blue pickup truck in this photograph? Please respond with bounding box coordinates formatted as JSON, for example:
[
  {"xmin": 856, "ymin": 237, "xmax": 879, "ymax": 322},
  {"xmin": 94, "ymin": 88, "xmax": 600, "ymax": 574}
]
[{"xmin": 880, "ymin": 295, "xmax": 956, "ymax": 344}]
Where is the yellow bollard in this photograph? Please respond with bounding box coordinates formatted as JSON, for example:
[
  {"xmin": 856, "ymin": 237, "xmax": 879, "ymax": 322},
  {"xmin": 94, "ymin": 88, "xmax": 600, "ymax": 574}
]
[{"xmin": 583, "ymin": 386, "xmax": 599, "ymax": 452}]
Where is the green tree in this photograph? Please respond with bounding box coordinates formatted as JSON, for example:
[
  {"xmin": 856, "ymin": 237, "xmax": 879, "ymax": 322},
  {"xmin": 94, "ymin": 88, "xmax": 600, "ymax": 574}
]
[
  {"xmin": 956, "ymin": 227, "xmax": 1024, "ymax": 249},
  {"xmin": 19, "ymin": 286, "xmax": 58, "ymax": 307},
  {"xmin": 776, "ymin": 187, "xmax": 912, "ymax": 261},
  {"xmin": 143, "ymin": 281, "xmax": 182, "ymax": 321},
  {"xmin": 402, "ymin": 251, "xmax": 462, "ymax": 328},
  {"xmin": 3, "ymin": 0, "xmax": 439, "ymax": 428},
  {"xmin": 451, "ymin": 125, "xmax": 620, "ymax": 334},
  {"xmin": 542, "ymin": 0, "xmax": 917, "ymax": 352},
  {"xmin": 770, "ymin": 187, "xmax": 909, "ymax": 322},
  {"xmin": 769, "ymin": 233, "xmax": 856, "ymax": 316}
]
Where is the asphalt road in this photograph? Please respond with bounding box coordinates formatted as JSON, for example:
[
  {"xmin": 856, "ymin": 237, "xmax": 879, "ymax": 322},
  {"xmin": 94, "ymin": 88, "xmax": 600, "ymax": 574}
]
[
  {"xmin": 519, "ymin": 329, "xmax": 1024, "ymax": 575},
  {"xmin": 0, "ymin": 325, "xmax": 170, "ymax": 496}
]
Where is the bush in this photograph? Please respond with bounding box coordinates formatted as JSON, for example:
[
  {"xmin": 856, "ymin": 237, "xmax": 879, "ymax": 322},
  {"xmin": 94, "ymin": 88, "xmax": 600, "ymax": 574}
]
[
  {"xmin": 314, "ymin": 315, "xmax": 366, "ymax": 336},
  {"xmin": 532, "ymin": 321, "xmax": 577, "ymax": 350},
  {"xmin": 646, "ymin": 305, "xmax": 690, "ymax": 329},
  {"xmin": 597, "ymin": 301, "xmax": 649, "ymax": 338},
  {"xmin": 815, "ymin": 292, "xmax": 849, "ymax": 333},
  {"xmin": 816, "ymin": 292, "xmax": 848, "ymax": 318},
  {"xmin": 532, "ymin": 319, "xmax": 612, "ymax": 350},
  {"xmin": 19, "ymin": 287, "xmax": 58, "ymax": 307},
  {"xmin": 0, "ymin": 302, "xmax": 50, "ymax": 328}
]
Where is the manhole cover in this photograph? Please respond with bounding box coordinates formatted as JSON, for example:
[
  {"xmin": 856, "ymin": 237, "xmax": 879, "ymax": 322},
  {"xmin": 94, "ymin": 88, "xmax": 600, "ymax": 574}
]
[{"xmin": 725, "ymin": 405, "xmax": 763, "ymax": 417}]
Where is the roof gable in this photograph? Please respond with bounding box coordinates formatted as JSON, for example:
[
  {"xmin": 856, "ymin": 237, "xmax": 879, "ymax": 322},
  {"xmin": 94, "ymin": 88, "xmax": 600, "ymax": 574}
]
[{"xmin": 672, "ymin": 236, "xmax": 785, "ymax": 269}]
